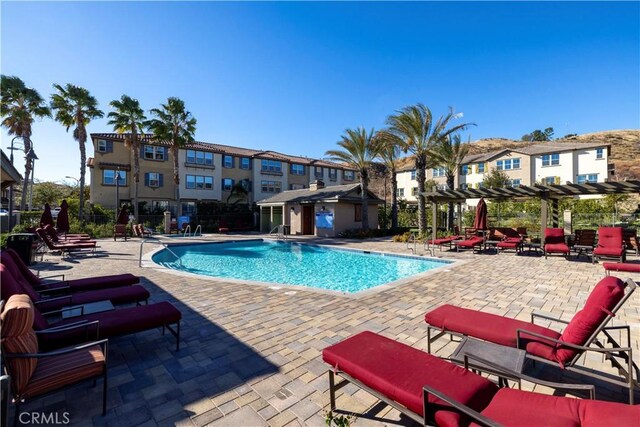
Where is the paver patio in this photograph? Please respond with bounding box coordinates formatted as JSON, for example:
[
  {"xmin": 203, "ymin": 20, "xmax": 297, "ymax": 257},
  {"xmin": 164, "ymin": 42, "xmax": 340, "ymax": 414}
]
[{"xmin": 9, "ymin": 234, "xmax": 640, "ymax": 426}]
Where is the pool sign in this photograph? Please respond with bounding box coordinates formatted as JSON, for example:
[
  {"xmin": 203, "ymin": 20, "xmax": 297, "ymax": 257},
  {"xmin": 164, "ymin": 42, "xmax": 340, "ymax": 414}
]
[{"xmin": 316, "ymin": 211, "xmax": 334, "ymax": 229}]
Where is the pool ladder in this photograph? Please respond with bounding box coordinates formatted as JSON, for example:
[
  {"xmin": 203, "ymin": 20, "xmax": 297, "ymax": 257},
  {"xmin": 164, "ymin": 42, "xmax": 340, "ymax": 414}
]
[
  {"xmin": 405, "ymin": 232, "xmax": 434, "ymax": 256},
  {"xmin": 139, "ymin": 239, "xmax": 182, "ymax": 268},
  {"xmin": 183, "ymin": 224, "xmax": 202, "ymax": 237},
  {"xmin": 270, "ymin": 225, "xmax": 287, "ymax": 240}
]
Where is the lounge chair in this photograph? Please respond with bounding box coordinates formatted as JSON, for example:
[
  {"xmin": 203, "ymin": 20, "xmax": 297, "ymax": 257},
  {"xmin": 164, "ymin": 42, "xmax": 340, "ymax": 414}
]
[
  {"xmin": 1, "ymin": 294, "xmax": 109, "ymax": 421},
  {"xmin": 36, "ymin": 228, "xmax": 96, "ymax": 255},
  {"xmin": 425, "ymin": 276, "xmax": 638, "ymax": 403},
  {"xmin": 43, "ymin": 224, "xmax": 92, "ymax": 242},
  {"xmin": 543, "ymin": 228, "xmax": 570, "ymax": 259},
  {"xmin": 1, "ymin": 248, "xmax": 139, "ymax": 292},
  {"xmin": 571, "ymin": 229, "xmax": 596, "ymax": 260},
  {"xmin": 323, "ymin": 331, "xmax": 639, "ymax": 426},
  {"xmin": 1, "ymin": 263, "xmax": 149, "ymax": 312},
  {"xmin": 496, "ymin": 236, "xmax": 523, "ymax": 254},
  {"xmin": 603, "ymin": 262, "xmax": 640, "ymax": 276},
  {"xmin": 593, "ymin": 227, "xmax": 626, "ymax": 264},
  {"xmin": 453, "ymin": 235, "xmax": 485, "ymax": 253},
  {"xmin": 113, "ymin": 224, "xmax": 128, "ymax": 241}
]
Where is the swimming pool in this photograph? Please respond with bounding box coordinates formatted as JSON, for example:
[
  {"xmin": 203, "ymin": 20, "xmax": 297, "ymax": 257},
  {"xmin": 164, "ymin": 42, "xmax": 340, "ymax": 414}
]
[{"xmin": 152, "ymin": 240, "xmax": 452, "ymax": 294}]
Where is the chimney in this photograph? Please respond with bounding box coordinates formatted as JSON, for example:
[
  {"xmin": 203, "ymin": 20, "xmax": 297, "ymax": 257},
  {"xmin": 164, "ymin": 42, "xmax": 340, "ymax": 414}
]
[{"xmin": 309, "ymin": 180, "xmax": 325, "ymax": 191}]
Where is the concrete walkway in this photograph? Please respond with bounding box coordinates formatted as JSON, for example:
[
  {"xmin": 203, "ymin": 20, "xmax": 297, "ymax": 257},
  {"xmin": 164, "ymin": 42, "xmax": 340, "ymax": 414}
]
[{"xmin": 12, "ymin": 234, "xmax": 640, "ymax": 426}]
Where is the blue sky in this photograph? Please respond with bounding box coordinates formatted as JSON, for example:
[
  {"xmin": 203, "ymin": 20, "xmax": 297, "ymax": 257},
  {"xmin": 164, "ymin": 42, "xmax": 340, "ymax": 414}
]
[{"xmin": 2, "ymin": 1, "xmax": 639, "ymax": 182}]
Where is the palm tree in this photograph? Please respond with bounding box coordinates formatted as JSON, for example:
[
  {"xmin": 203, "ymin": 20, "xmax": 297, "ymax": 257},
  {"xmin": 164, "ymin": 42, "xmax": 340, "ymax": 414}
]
[
  {"xmin": 107, "ymin": 95, "xmax": 147, "ymax": 220},
  {"xmin": 385, "ymin": 104, "xmax": 473, "ymax": 234},
  {"xmin": 50, "ymin": 84, "xmax": 103, "ymax": 220},
  {"xmin": 1, "ymin": 75, "xmax": 51, "ymax": 211},
  {"xmin": 375, "ymin": 130, "xmax": 403, "ymax": 230},
  {"xmin": 146, "ymin": 97, "xmax": 196, "ymax": 216},
  {"xmin": 325, "ymin": 127, "xmax": 383, "ymax": 230},
  {"xmin": 429, "ymin": 134, "xmax": 469, "ymax": 230}
]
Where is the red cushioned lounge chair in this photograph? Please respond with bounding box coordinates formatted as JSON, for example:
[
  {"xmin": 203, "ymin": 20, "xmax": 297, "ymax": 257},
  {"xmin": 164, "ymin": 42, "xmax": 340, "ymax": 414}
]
[
  {"xmin": 36, "ymin": 228, "xmax": 96, "ymax": 256},
  {"xmin": 323, "ymin": 331, "xmax": 640, "ymax": 426},
  {"xmin": 43, "ymin": 224, "xmax": 92, "ymax": 242},
  {"xmin": 543, "ymin": 228, "xmax": 570, "ymax": 259},
  {"xmin": 425, "ymin": 276, "xmax": 638, "ymax": 403},
  {"xmin": 593, "ymin": 227, "xmax": 626, "ymax": 264},
  {"xmin": 2, "ymin": 248, "xmax": 139, "ymax": 292},
  {"xmin": 603, "ymin": 262, "xmax": 640, "ymax": 276},
  {"xmin": 1, "ymin": 295, "xmax": 109, "ymax": 421},
  {"xmin": 496, "ymin": 236, "xmax": 523, "ymax": 254},
  {"xmin": 454, "ymin": 235, "xmax": 485, "ymax": 253}
]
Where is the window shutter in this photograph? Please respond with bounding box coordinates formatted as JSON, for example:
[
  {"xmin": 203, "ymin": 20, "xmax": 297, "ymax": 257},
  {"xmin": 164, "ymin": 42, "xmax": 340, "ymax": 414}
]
[
  {"xmin": 554, "ymin": 176, "xmax": 561, "ymax": 185},
  {"xmin": 159, "ymin": 174, "xmax": 164, "ymax": 187},
  {"xmin": 144, "ymin": 173, "xmax": 150, "ymax": 187},
  {"xmin": 106, "ymin": 140, "xmax": 114, "ymax": 153},
  {"xmin": 162, "ymin": 147, "xmax": 168, "ymax": 160},
  {"xmin": 140, "ymin": 145, "xmax": 146, "ymax": 159},
  {"xmin": 248, "ymin": 181, "xmax": 252, "ymax": 192}
]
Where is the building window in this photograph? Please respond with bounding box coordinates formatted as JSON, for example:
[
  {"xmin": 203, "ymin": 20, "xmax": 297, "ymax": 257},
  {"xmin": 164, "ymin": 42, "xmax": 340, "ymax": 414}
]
[
  {"xmin": 354, "ymin": 204, "xmax": 362, "ymax": 222},
  {"xmin": 97, "ymin": 139, "xmax": 108, "ymax": 152},
  {"xmin": 143, "ymin": 145, "xmax": 166, "ymax": 161},
  {"xmin": 411, "ymin": 187, "xmax": 418, "ymax": 196},
  {"xmin": 186, "ymin": 175, "xmax": 212, "ymax": 190},
  {"xmin": 343, "ymin": 170, "xmax": 354, "ymax": 181},
  {"xmin": 290, "ymin": 164, "xmax": 305, "ymax": 175},
  {"xmin": 596, "ymin": 148, "xmax": 604, "ymax": 159},
  {"xmin": 261, "ymin": 159, "xmax": 282, "ymax": 172},
  {"xmin": 544, "ymin": 176, "xmax": 557, "ymax": 185},
  {"xmin": 460, "ymin": 165, "xmax": 470, "ymax": 175},
  {"xmin": 507, "ymin": 179, "xmax": 522, "ymax": 188},
  {"xmin": 186, "ymin": 150, "xmax": 213, "ymax": 166},
  {"xmin": 460, "ymin": 183, "xmax": 468, "ymax": 190},
  {"xmin": 328, "ymin": 168, "xmax": 337, "ymax": 181},
  {"xmin": 152, "ymin": 200, "xmax": 168, "ymax": 211},
  {"xmin": 512, "ymin": 158, "xmax": 521, "ymax": 169},
  {"xmin": 496, "ymin": 158, "xmax": 520, "ymax": 170},
  {"xmin": 577, "ymin": 174, "xmax": 598, "ymax": 184},
  {"xmin": 432, "ymin": 167, "xmax": 446, "ymax": 177},
  {"xmin": 542, "ymin": 153, "xmax": 560, "ymax": 167},
  {"xmin": 477, "ymin": 163, "xmax": 485, "ymax": 173},
  {"xmin": 182, "ymin": 202, "xmax": 196, "ymax": 215},
  {"xmin": 240, "ymin": 157, "xmax": 251, "ymax": 170},
  {"xmin": 102, "ymin": 169, "xmax": 126, "ymax": 186},
  {"xmin": 223, "ymin": 155, "xmax": 234, "ymax": 168},
  {"xmin": 222, "ymin": 178, "xmax": 234, "ymax": 191},
  {"xmin": 261, "ymin": 180, "xmax": 281, "ymax": 193},
  {"xmin": 397, "ymin": 188, "xmax": 405, "ymax": 197},
  {"xmin": 410, "ymin": 170, "xmax": 416, "ymax": 180},
  {"xmin": 315, "ymin": 166, "xmax": 323, "ymax": 178},
  {"xmin": 146, "ymin": 172, "xmax": 161, "ymax": 187},
  {"xmin": 290, "ymin": 184, "xmax": 305, "ymax": 190}
]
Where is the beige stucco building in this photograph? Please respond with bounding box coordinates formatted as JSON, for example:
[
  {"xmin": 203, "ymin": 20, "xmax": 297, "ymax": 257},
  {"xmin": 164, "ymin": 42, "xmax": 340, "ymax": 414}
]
[{"xmin": 257, "ymin": 181, "xmax": 382, "ymax": 237}]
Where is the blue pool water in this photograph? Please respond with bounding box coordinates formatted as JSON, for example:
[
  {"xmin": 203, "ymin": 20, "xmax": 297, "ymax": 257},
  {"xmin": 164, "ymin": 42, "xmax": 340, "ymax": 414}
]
[{"xmin": 152, "ymin": 240, "xmax": 451, "ymax": 293}]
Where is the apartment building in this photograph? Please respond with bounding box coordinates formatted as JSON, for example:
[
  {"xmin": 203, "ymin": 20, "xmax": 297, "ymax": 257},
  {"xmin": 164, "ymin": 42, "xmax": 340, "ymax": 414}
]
[
  {"xmin": 88, "ymin": 133, "xmax": 356, "ymax": 213},
  {"xmin": 395, "ymin": 141, "xmax": 611, "ymax": 205}
]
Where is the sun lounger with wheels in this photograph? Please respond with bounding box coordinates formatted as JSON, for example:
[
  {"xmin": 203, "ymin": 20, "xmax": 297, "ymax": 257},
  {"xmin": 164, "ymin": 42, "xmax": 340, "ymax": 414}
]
[
  {"xmin": 425, "ymin": 276, "xmax": 638, "ymax": 403},
  {"xmin": 323, "ymin": 331, "xmax": 639, "ymax": 426}
]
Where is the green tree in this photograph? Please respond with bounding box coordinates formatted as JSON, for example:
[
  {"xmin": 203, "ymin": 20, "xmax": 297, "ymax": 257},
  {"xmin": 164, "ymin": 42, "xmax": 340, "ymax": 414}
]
[
  {"xmin": 1, "ymin": 75, "xmax": 51, "ymax": 211},
  {"xmin": 32, "ymin": 182, "xmax": 67, "ymax": 207},
  {"xmin": 50, "ymin": 84, "xmax": 104, "ymax": 220},
  {"xmin": 374, "ymin": 130, "xmax": 403, "ymax": 229},
  {"xmin": 107, "ymin": 95, "xmax": 147, "ymax": 220},
  {"xmin": 147, "ymin": 97, "xmax": 197, "ymax": 216},
  {"xmin": 226, "ymin": 182, "xmax": 249, "ymax": 204},
  {"xmin": 429, "ymin": 134, "xmax": 470, "ymax": 230},
  {"xmin": 482, "ymin": 168, "xmax": 510, "ymax": 189},
  {"xmin": 325, "ymin": 127, "xmax": 383, "ymax": 230},
  {"xmin": 384, "ymin": 104, "xmax": 473, "ymax": 235},
  {"xmin": 522, "ymin": 127, "xmax": 554, "ymax": 141}
]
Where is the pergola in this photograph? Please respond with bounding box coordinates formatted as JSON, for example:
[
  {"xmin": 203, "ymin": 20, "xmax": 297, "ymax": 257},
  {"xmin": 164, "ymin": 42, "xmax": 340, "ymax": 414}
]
[{"xmin": 422, "ymin": 180, "xmax": 640, "ymax": 243}]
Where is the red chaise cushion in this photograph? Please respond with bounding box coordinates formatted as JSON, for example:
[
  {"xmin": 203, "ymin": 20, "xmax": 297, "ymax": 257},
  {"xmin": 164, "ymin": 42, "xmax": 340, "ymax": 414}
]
[
  {"xmin": 322, "ymin": 331, "xmax": 498, "ymax": 426},
  {"xmin": 456, "ymin": 237, "xmax": 484, "ymax": 248}
]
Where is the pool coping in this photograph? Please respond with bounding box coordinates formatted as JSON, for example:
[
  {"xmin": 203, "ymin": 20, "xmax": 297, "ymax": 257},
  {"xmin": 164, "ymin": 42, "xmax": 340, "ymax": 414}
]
[{"xmin": 141, "ymin": 238, "xmax": 467, "ymax": 299}]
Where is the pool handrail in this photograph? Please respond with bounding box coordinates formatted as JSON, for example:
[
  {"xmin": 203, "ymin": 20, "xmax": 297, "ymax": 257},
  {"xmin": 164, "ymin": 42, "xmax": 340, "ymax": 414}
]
[{"xmin": 139, "ymin": 239, "xmax": 182, "ymax": 268}]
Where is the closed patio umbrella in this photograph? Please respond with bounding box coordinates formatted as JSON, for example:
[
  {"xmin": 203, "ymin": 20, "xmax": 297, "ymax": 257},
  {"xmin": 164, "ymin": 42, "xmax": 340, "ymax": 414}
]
[
  {"xmin": 116, "ymin": 206, "xmax": 129, "ymax": 225},
  {"xmin": 56, "ymin": 200, "xmax": 70, "ymax": 233},
  {"xmin": 473, "ymin": 198, "xmax": 488, "ymax": 231},
  {"xmin": 40, "ymin": 203, "xmax": 54, "ymax": 228}
]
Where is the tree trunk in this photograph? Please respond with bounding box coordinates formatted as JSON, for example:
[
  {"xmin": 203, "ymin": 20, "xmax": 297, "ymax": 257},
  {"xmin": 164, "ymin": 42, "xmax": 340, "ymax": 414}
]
[
  {"xmin": 132, "ymin": 129, "xmax": 140, "ymax": 221},
  {"xmin": 77, "ymin": 125, "xmax": 87, "ymax": 221},
  {"xmin": 447, "ymin": 173, "xmax": 455, "ymax": 230},
  {"xmin": 415, "ymin": 156, "xmax": 427, "ymax": 234},
  {"xmin": 172, "ymin": 145, "xmax": 181, "ymax": 216},
  {"xmin": 390, "ymin": 169, "xmax": 398, "ymax": 230},
  {"xmin": 360, "ymin": 169, "xmax": 369, "ymax": 231},
  {"xmin": 19, "ymin": 133, "xmax": 32, "ymax": 211}
]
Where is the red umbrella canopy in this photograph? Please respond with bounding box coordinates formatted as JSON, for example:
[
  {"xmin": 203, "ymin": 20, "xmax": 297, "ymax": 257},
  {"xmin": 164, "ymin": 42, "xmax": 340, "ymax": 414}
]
[
  {"xmin": 473, "ymin": 198, "xmax": 488, "ymax": 230},
  {"xmin": 117, "ymin": 206, "xmax": 129, "ymax": 225},
  {"xmin": 40, "ymin": 203, "xmax": 54, "ymax": 228},
  {"xmin": 56, "ymin": 199, "xmax": 70, "ymax": 233}
]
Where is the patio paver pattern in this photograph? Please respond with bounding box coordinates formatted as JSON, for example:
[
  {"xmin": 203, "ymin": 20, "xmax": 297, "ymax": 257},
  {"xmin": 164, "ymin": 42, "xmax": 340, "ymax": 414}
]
[{"xmin": 12, "ymin": 235, "xmax": 640, "ymax": 426}]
